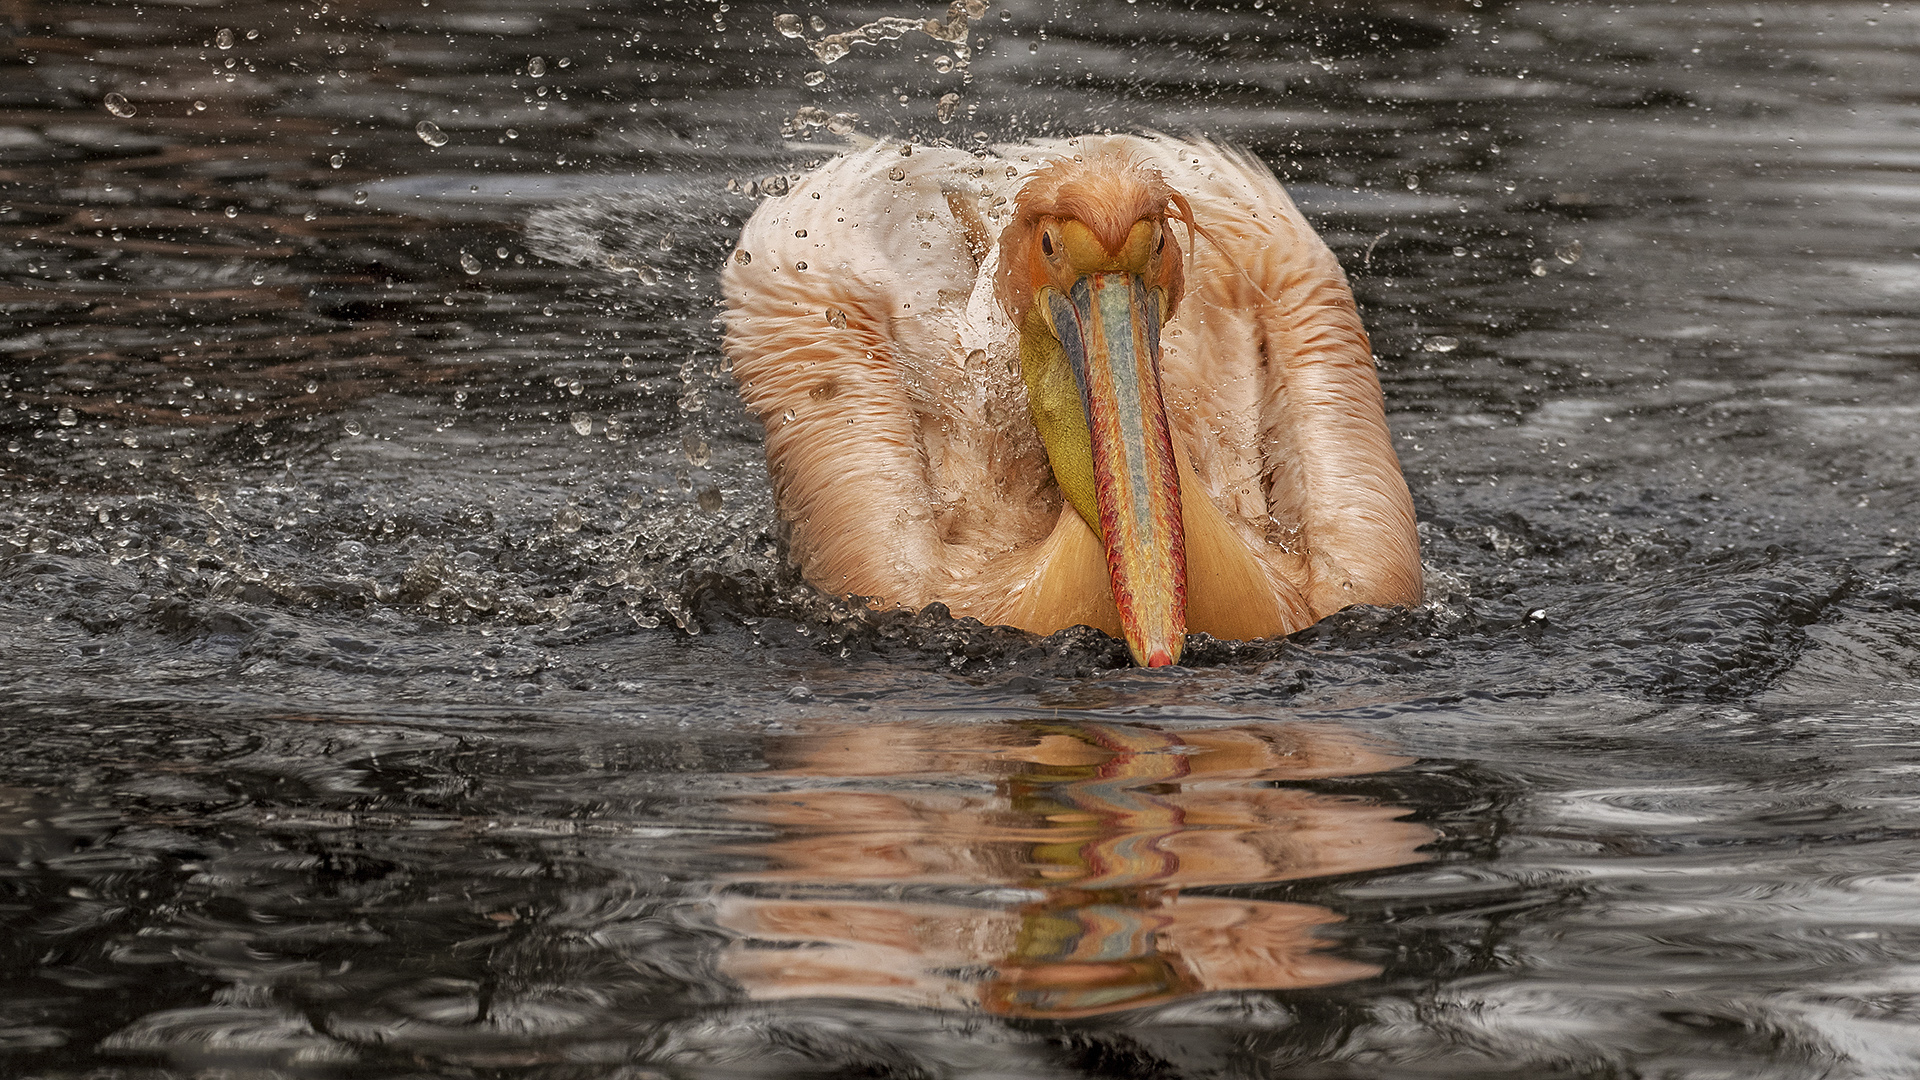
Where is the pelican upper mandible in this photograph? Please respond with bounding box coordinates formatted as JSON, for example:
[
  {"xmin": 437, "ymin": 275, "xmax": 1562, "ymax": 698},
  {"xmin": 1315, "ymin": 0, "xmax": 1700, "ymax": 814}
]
[{"xmin": 722, "ymin": 135, "xmax": 1421, "ymax": 666}]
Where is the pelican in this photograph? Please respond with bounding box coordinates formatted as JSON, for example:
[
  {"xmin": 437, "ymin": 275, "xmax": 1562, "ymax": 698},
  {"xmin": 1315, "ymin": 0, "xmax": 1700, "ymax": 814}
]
[{"xmin": 722, "ymin": 134, "xmax": 1420, "ymax": 666}]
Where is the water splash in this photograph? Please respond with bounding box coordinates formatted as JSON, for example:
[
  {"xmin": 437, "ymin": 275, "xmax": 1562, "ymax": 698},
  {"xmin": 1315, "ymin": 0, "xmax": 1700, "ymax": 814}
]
[
  {"xmin": 805, "ymin": 0, "xmax": 987, "ymax": 68},
  {"xmin": 780, "ymin": 0, "xmax": 988, "ymax": 131}
]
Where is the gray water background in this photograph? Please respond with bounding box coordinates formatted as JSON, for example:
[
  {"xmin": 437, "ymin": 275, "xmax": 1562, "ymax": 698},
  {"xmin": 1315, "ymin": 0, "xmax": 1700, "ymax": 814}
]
[{"xmin": 3, "ymin": 0, "xmax": 1920, "ymax": 1075}]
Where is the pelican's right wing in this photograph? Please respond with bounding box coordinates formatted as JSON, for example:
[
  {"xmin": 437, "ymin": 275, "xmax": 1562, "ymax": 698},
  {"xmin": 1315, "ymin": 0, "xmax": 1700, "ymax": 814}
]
[{"xmin": 722, "ymin": 145, "xmax": 1047, "ymax": 610}]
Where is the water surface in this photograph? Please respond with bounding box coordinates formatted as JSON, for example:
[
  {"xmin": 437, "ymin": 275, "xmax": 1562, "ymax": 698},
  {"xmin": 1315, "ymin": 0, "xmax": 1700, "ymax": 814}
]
[{"xmin": 3, "ymin": 0, "xmax": 1920, "ymax": 1075}]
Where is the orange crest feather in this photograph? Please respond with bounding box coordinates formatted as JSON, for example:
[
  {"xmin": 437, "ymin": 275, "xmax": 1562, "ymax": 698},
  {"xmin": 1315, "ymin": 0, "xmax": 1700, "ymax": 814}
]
[{"xmin": 994, "ymin": 149, "xmax": 1197, "ymax": 325}]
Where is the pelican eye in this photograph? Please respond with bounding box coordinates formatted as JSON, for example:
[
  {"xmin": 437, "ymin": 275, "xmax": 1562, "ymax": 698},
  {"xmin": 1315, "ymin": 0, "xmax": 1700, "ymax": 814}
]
[
  {"xmin": 1156, "ymin": 229, "xmax": 1166, "ymax": 253},
  {"xmin": 1040, "ymin": 232, "xmax": 1055, "ymax": 256}
]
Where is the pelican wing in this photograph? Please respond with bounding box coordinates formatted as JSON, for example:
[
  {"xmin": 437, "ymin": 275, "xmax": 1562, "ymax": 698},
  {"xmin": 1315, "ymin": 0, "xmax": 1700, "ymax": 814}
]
[
  {"xmin": 1120, "ymin": 137, "xmax": 1423, "ymax": 623},
  {"xmin": 722, "ymin": 146, "xmax": 1062, "ymax": 615}
]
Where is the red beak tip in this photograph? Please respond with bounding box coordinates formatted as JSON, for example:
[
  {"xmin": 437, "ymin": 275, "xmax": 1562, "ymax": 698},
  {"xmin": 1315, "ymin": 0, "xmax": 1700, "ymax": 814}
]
[{"xmin": 1146, "ymin": 650, "xmax": 1174, "ymax": 668}]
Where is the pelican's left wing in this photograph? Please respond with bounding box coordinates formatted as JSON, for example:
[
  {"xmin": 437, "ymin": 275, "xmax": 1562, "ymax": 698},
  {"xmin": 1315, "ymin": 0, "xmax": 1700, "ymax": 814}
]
[{"xmin": 1120, "ymin": 136, "xmax": 1424, "ymax": 623}]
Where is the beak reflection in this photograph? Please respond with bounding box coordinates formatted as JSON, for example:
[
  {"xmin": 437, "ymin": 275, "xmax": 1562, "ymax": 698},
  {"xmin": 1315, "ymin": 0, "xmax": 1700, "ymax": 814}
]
[{"xmin": 714, "ymin": 719, "xmax": 1431, "ymax": 1019}]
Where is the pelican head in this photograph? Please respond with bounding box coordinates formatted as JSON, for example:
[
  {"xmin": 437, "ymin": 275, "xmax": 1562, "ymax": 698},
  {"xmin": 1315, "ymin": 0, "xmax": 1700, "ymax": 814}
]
[{"xmin": 995, "ymin": 154, "xmax": 1199, "ymax": 667}]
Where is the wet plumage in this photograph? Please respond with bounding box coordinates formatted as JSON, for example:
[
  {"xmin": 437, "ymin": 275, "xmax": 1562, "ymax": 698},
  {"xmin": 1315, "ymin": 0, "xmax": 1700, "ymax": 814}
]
[{"xmin": 723, "ymin": 134, "xmax": 1420, "ymax": 665}]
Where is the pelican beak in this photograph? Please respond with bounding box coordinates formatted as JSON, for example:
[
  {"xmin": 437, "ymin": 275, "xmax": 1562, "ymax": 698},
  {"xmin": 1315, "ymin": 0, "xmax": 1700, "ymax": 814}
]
[{"xmin": 1044, "ymin": 274, "xmax": 1187, "ymax": 667}]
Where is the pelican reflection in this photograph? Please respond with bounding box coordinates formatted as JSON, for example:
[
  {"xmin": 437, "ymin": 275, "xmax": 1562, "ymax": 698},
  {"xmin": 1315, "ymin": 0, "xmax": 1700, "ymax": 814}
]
[{"xmin": 715, "ymin": 720, "xmax": 1430, "ymax": 1019}]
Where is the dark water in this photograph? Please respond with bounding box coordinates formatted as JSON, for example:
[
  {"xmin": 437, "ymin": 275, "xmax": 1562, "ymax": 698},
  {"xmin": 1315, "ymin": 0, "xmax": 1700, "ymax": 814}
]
[{"xmin": 4, "ymin": 0, "xmax": 1920, "ymax": 1075}]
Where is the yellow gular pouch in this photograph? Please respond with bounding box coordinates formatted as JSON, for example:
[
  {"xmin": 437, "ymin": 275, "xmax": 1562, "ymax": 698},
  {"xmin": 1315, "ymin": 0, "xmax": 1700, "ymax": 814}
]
[{"xmin": 1020, "ymin": 306, "xmax": 1099, "ymax": 535}]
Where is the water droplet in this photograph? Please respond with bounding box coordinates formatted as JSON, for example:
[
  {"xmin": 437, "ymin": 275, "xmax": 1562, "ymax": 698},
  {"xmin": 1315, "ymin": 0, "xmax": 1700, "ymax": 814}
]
[
  {"xmin": 29, "ymin": 536, "xmax": 49, "ymax": 553},
  {"xmin": 1405, "ymin": 175, "xmax": 1420, "ymax": 190},
  {"xmin": 932, "ymin": 55, "xmax": 953, "ymax": 73},
  {"xmin": 304, "ymin": 380, "xmax": 319, "ymax": 393},
  {"xmin": 103, "ymin": 93, "xmax": 135, "ymax": 118},
  {"xmin": 780, "ymin": 408, "xmax": 796, "ymax": 423},
  {"xmin": 224, "ymin": 205, "xmax": 239, "ymax": 218},
  {"xmin": 303, "ymin": 210, "xmax": 317, "ymax": 221},
  {"xmin": 826, "ymin": 112, "xmax": 858, "ymax": 135},
  {"xmin": 571, "ymin": 412, "xmax": 592, "ymax": 436},
  {"xmin": 682, "ymin": 434, "xmax": 711, "ymax": 466},
  {"xmin": 1555, "ymin": 240, "xmax": 1583, "ymax": 265},
  {"xmin": 803, "ymin": 70, "xmax": 826, "ymax": 86},
  {"xmin": 734, "ymin": 250, "xmax": 751, "ymax": 266},
  {"xmin": 353, "ymin": 190, "xmax": 368, "ymax": 205},
  {"xmin": 809, "ymin": 15, "xmax": 825, "ymax": 31},
  {"xmin": 246, "ymin": 28, "xmax": 259, "ymax": 39},
  {"xmin": 57, "ymin": 407, "xmax": 77, "ymax": 426},
  {"xmin": 496, "ymin": 247, "xmax": 509, "ymax": 259},
  {"xmin": 215, "ymin": 27, "xmax": 235, "ymax": 48},
  {"xmin": 459, "ymin": 251, "xmax": 481, "ymax": 274},
  {"xmin": 888, "ymin": 165, "xmax": 906, "ymax": 181},
  {"xmin": 774, "ymin": 12, "xmax": 805, "ymax": 37},
  {"xmin": 329, "ymin": 152, "xmax": 346, "ymax": 169},
  {"xmin": 344, "ymin": 420, "xmax": 363, "ymax": 436},
  {"xmin": 193, "ymin": 100, "xmax": 207, "ymax": 111},
  {"xmin": 415, "ymin": 120, "xmax": 448, "ymax": 147},
  {"xmin": 251, "ymin": 274, "xmax": 264, "ymax": 285},
  {"xmin": 936, "ymin": 92, "xmax": 961, "ymax": 124},
  {"xmin": 505, "ymin": 128, "xmax": 518, "ymax": 139},
  {"xmin": 794, "ymin": 228, "xmax": 808, "ymax": 238},
  {"xmin": 794, "ymin": 261, "xmax": 807, "ymax": 270},
  {"xmin": 555, "ymin": 506, "xmax": 583, "ymax": 533},
  {"xmin": 696, "ymin": 486, "xmax": 723, "ymax": 513},
  {"xmin": 825, "ymin": 307, "xmax": 847, "ymax": 329},
  {"xmin": 1530, "ymin": 259, "xmax": 1549, "ymax": 277},
  {"xmin": 1422, "ymin": 336, "xmax": 1458, "ymax": 353},
  {"xmin": 1452, "ymin": 246, "xmax": 1467, "ymax": 257},
  {"xmin": 527, "ymin": 55, "xmax": 547, "ymax": 77}
]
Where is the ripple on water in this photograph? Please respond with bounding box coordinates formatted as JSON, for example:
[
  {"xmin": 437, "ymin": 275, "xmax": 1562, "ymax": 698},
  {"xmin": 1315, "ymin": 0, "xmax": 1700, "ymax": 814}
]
[{"xmin": 0, "ymin": 709, "xmax": 1439, "ymax": 1071}]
